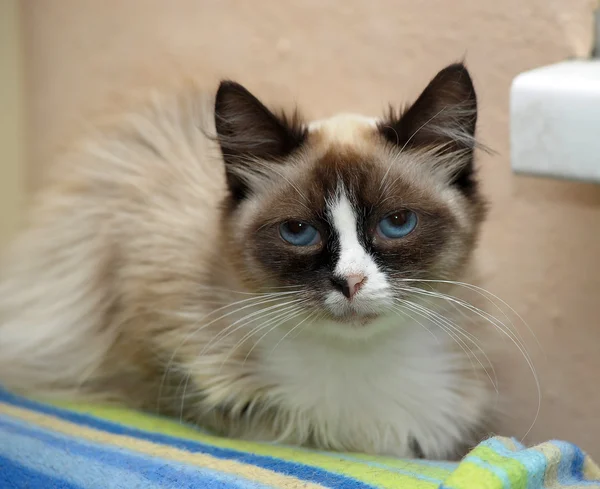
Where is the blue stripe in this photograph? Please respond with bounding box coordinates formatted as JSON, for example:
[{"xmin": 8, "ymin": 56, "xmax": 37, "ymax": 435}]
[
  {"xmin": 263, "ymin": 441, "xmax": 451, "ymax": 484},
  {"xmin": 325, "ymin": 453, "xmax": 444, "ymax": 484},
  {"xmin": 551, "ymin": 440, "xmax": 598, "ymax": 486},
  {"xmin": 484, "ymin": 438, "xmax": 600, "ymax": 487},
  {"xmin": 509, "ymin": 438, "xmax": 526, "ymax": 451},
  {"xmin": 570, "ymin": 444, "xmax": 585, "ymax": 479},
  {"xmin": 0, "ymin": 453, "xmax": 85, "ymax": 489},
  {"xmin": 407, "ymin": 458, "xmax": 458, "ymax": 471},
  {"xmin": 439, "ymin": 437, "xmax": 600, "ymax": 489},
  {"xmin": 556, "ymin": 440, "xmax": 575, "ymax": 481},
  {"xmin": 480, "ymin": 437, "xmax": 518, "ymax": 456},
  {"xmin": 0, "ymin": 389, "xmax": 376, "ymax": 489},
  {"xmin": 0, "ymin": 414, "xmax": 272, "ymax": 489},
  {"xmin": 482, "ymin": 437, "xmax": 547, "ymax": 489}
]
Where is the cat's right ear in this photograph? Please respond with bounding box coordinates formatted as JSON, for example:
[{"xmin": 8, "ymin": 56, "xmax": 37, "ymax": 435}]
[{"xmin": 214, "ymin": 81, "xmax": 307, "ymax": 202}]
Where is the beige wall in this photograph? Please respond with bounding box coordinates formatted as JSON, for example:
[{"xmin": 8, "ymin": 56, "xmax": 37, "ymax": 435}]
[
  {"xmin": 21, "ymin": 0, "xmax": 600, "ymax": 456},
  {"xmin": 0, "ymin": 0, "xmax": 24, "ymax": 246}
]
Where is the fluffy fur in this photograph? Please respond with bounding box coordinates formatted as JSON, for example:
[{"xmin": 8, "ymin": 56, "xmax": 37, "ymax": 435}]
[{"xmin": 0, "ymin": 63, "xmax": 495, "ymax": 459}]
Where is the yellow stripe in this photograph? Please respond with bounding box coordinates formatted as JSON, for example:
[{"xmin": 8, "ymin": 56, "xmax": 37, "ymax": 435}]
[
  {"xmin": 532, "ymin": 442, "xmax": 561, "ymax": 486},
  {"xmin": 52, "ymin": 401, "xmax": 446, "ymax": 488},
  {"xmin": 495, "ymin": 437, "xmax": 520, "ymax": 451},
  {"xmin": 443, "ymin": 461, "xmax": 503, "ymax": 489},
  {"xmin": 584, "ymin": 456, "xmax": 600, "ymax": 481},
  {"xmin": 0, "ymin": 402, "xmax": 326, "ymax": 489},
  {"xmin": 531, "ymin": 443, "xmax": 600, "ymax": 489},
  {"xmin": 471, "ymin": 446, "xmax": 527, "ymax": 489}
]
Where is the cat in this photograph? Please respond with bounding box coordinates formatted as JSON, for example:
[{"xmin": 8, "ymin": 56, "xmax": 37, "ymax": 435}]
[{"xmin": 0, "ymin": 62, "xmax": 494, "ymax": 460}]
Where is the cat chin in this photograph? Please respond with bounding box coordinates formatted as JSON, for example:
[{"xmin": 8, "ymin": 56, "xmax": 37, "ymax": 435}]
[
  {"xmin": 329, "ymin": 312, "xmax": 380, "ymax": 327},
  {"xmin": 304, "ymin": 312, "xmax": 405, "ymax": 342}
]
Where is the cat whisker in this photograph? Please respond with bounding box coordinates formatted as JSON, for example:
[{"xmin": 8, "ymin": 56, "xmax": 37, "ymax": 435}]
[
  {"xmin": 206, "ymin": 302, "xmax": 310, "ymax": 362},
  {"xmin": 201, "ymin": 298, "xmax": 309, "ymax": 356},
  {"xmin": 235, "ymin": 309, "xmax": 310, "ymax": 368},
  {"xmin": 395, "ymin": 298, "xmax": 498, "ymax": 393},
  {"xmin": 168, "ymin": 299, "xmax": 308, "ymax": 412},
  {"xmin": 394, "ymin": 283, "xmax": 540, "ymax": 441},
  {"xmin": 398, "ymin": 278, "xmax": 541, "ymax": 352},
  {"xmin": 388, "ymin": 304, "xmax": 439, "ymax": 342},
  {"xmin": 259, "ymin": 285, "xmax": 308, "ymax": 292},
  {"xmin": 266, "ymin": 309, "xmax": 320, "ymax": 360},
  {"xmin": 163, "ymin": 289, "xmax": 306, "ymax": 321},
  {"xmin": 394, "ymin": 300, "xmax": 482, "ymax": 375},
  {"xmin": 218, "ymin": 306, "xmax": 310, "ymax": 371},
  {"xmin": 157, "ymin": 293, "xmax": 306, "ymax": 412},
  {"xmin": 396, "ymin": 285, "xmax": 533, "ymax": 374}
]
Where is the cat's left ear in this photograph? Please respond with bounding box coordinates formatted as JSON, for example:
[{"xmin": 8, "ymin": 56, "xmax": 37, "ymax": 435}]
[
  {"xmin": 214, "ymin": 81, "xmax": 307, "ymax": 201},
  {"xmin": 379, "ymin": 63, "xmax": 478, "ymax": 192}
]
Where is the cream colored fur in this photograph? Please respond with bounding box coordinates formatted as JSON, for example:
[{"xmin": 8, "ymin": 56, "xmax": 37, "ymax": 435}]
[{"xmin": 0, "ymin": 84, "xmax": 494, "ymax": 459}]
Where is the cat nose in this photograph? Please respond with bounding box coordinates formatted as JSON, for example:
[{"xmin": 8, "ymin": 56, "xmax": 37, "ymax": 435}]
[{"xmin": 331, "ymin": 274, "xmax": 366, "ymax": 300}]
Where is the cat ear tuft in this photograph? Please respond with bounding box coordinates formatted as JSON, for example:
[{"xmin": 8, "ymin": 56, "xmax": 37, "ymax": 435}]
[
  {"xmin": 379, "ymin": 63, "xmax": 479, "ymax": 193},
  {"xmin": 214, "ymin": 81, "xmax": 307, "ymax": 201}
]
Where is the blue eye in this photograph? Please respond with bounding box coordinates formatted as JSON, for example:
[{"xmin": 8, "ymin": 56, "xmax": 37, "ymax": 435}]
[
  {"xmin": 280, "ymin": 221, "xmax": 321, "ymax": 246},
  {"xmin": 377, "ymin": 211, "xmax": 418, "ymax": 239}
]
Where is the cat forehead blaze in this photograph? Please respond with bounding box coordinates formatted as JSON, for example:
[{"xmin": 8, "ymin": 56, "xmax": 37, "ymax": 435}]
[{"xmin": 214, "ymin": 64, "xmax": 487, "ymax": 322}]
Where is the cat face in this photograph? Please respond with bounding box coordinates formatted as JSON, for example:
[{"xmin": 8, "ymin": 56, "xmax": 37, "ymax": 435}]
[{"xmin": 214, "ymin": 64, "xmax": 487, "ymax": 331}]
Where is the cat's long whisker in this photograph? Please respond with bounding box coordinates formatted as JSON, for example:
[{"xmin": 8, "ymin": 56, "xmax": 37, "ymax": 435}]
[
  {"xmin": 163, "ymin": 290, "xmax": 305, "ymax": 322},
  {"xmin": 399, "ymin": 278, "xmax": 541, "ymax": 351},
  {"xmin": 396, "ymin": 299, "xmax": 491, "ymax": 385},
  {"xmin": 161, "ymin": 280, "xmax": 305, "ymax": 295},
  {"xmin": 396, "ymin": 284, "xmax": 541, "ymax": 440},
  {"xmin": 260, "ymin": 284, "xmax": 307, "ymax": 291},
  {"xmin": 201, "ymin": 298, "xmax": 308, "ymax": 356},
  {"xmin": 177, "ymin": 371, "xmax": 192, "ymax": 423},
  {"xmin": 393, "ymin": 300, "xmax": 480, "ymax": 378},
  {"xmin": 157, "ymin": 293, "xmax": 305, "ymax": 412},
  {"xmin": 267, "ymin": 309, "xmax": 319, "ymax": 359},
  {"xmin": 220, "ymin": 306, "xmax": 310, "ymax": 371},
  {"xmin": 397, "ymin": 299, "xmax": 498, "ymax": 392},
  {"xmin": 397, "ymin": 285, "xmax": 531, "ymax": 369},
  {"xmin": 388, "ymin": 304, "xmax": 439, "ymax": 342},
  {"xmin": 237, "ymin": 310, "xmax": 309, "ymax": 367},
  {"xmin": 263, "ymin": 284, "xmax": 305, "ymax": 288},
  {"xmin": 207, "ymin": 302, "xmax": 309, "ymax": 361},
  {"xmin": 394, "ymin": 284, "xmax": 523, "ymax": 348},
  {"xmin": 399, "ymin": 293, "xmax": 499, "ymax": 388},
  {"xmin": 176, "ymin": 294, "xmax": 306, "ymax": 354},
  {"xmin": 236, "ymin": 308, "xmax": 308, "ymax": 366},
  {"xmin": 173, "ymin": 306, "xmax": 309, "ymax": 411},
  {"xmin": 290, "ymin": 311, "xmax": 324, "ymax": 342},
  {"xmin": 170, "ymin": 305, "xmax": 303, "ymax": 410}
]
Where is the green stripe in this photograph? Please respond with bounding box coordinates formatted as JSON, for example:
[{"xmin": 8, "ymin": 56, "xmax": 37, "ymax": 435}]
[
  {"xmin": 466, "ymin": 446, "xmax": 527, "ymax": 489},
  {"xmin": 443, "ymin": 460, "xmax": 504, "ymax": 489},
  {"xmin": 51, "ymin": 401, "xmax": 447, "ymax": 489}
]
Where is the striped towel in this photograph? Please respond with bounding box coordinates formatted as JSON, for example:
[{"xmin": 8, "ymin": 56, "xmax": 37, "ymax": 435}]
[{"xmin": 0, "ymin": 388, "xmax": 599, "ymax": 489}]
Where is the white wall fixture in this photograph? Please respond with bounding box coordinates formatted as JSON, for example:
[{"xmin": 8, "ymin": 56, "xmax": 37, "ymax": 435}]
[{"xmin": 510, "ymin": 59, "xmax": 600, "ymax": 184}]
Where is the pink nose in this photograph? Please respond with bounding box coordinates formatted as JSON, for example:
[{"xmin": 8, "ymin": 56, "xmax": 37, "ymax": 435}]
[{"xmin": 331, "ymin": 274, "xmax": 366, "ymax": 300}]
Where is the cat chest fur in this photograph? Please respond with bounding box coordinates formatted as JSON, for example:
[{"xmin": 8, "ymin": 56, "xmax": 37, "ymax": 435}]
[{"xmin": 246, "ymin": 318, "xmax": 481, "ymax": 459}]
